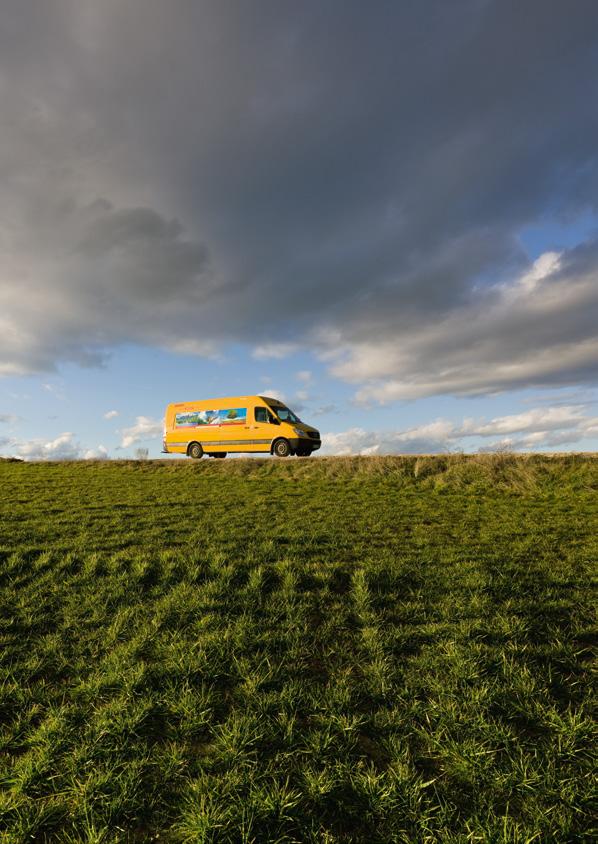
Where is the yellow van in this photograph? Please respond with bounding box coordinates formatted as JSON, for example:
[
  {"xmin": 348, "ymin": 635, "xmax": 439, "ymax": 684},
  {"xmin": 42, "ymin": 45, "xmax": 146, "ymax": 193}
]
[{"xmin": 162, "ymin": 395, "xmax": 321, "ymax": 458}]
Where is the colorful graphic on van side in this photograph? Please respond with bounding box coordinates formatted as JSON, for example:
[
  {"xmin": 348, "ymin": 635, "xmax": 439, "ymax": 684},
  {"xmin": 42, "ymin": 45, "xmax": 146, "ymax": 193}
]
[{"xmin": 175, "ymin": 408, "xmax": 247, "ymax": 427}]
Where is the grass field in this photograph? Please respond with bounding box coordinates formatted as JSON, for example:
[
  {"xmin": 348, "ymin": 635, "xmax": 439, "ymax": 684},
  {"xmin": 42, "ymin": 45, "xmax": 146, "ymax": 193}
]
[{"xmin": 0, "ymin": 455, "xmax": 596, "ymax": 843}]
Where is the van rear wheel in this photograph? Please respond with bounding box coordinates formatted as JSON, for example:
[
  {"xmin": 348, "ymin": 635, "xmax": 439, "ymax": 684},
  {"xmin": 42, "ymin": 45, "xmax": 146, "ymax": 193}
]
[
  {"xmin": 273, "ymin": 438, "xmax": 291, "ymax": 458},
  {"xmin": 188, "ymin": 442, "xmax": 203, "ymax": 459}
]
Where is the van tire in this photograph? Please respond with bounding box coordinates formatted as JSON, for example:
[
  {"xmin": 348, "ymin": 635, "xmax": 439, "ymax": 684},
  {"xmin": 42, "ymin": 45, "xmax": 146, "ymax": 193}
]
[
  {"xmin": 273, "ymin": 438, "xmax": 291, "ymax": 458},
  {"xmin": 188, "ymin": 442, "xmax": 203, "ymax": 459}
]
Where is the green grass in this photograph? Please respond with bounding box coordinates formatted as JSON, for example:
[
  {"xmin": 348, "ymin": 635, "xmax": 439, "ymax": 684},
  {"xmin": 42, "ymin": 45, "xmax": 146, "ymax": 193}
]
[{"xmin": 0, "ymin": 454, "xmax": 596, "ymax": 842}]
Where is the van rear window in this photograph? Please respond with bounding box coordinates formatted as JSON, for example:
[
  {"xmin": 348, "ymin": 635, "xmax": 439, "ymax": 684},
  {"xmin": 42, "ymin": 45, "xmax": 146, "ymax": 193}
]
[{"xmin": 175, "ymin": 408, "xmax": 247, "ymax": 427}]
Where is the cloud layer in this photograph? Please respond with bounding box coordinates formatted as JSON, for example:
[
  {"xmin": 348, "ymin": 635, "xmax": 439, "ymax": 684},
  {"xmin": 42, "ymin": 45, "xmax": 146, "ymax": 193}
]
[
  {"xmin": 2, "ymin": 403, "xmax": 596, "ymax": 459},
  {"xmin": 119, "ymin": 417, "xmax": 164, "ymax": 449},
  {"xmin": 0, "ymin": 431, "xmax": 108, "ymax": 461},
  {"xmin": 320, "ymin": 405, "xmax": 598, "ymax": 455},
  {"xmin": 1, "ymin": 1, "xmax": 597, "ymax": 396}
]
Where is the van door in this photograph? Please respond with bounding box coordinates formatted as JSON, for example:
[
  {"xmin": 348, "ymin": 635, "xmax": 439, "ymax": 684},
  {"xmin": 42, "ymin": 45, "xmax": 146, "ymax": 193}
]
[{"xmin": 246, "ymin": 404, "xmax": 279, "ymax": 452}]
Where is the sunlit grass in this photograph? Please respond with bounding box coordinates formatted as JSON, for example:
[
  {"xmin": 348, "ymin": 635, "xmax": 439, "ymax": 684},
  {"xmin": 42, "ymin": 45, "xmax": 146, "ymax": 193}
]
[{"xmin": 0, "ymin": 455, "xmax": 596, "ymax": 841}]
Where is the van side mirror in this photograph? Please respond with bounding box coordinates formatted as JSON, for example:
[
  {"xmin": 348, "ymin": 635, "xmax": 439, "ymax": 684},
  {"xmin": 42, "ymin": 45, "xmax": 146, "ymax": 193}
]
[{"xmin": 269, "ymin": 414, "xmax": 279, "ymax": 425}]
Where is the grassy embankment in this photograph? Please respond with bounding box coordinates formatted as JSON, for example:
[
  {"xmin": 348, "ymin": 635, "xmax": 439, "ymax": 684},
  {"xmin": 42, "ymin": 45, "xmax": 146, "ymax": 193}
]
[{"xmin": 0, "ymin": 455, "xmax": 596, "ymax": 842}]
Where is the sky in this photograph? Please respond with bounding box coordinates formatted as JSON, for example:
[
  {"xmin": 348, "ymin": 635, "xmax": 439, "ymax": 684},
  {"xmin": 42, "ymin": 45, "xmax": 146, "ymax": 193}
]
[{"xmin": 1, "ymin": 0, "xmax": 598, "ymax": 459}]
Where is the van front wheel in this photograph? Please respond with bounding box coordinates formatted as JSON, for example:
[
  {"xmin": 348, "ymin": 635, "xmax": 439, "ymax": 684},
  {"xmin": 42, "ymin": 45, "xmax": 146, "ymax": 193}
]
[
  {"xmin": 188, "ymin": 442, "xmax": 203, "ymax": 459},
  {"xmin": 273, "ymin": 439, "xmax": 291, "ymax": 458}
]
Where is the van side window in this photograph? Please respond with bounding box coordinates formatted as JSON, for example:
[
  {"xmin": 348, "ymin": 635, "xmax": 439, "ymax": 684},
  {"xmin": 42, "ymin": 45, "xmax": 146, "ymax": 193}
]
[{"xmin": 255, "ymin": 407, "xmax": 269, "ymax": 423}]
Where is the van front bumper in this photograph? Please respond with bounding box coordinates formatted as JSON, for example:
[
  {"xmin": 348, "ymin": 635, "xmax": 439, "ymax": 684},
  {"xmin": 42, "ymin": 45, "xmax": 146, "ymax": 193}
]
[{"xmin": 290, "ymin": 438, "xmax": 321, "ymax": 453}]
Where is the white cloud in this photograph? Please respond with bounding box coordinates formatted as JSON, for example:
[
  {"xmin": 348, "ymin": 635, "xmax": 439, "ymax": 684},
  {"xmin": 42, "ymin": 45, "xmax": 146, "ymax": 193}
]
[
  {"xmin": 103, "ymin": 409, "xmax": 119, "ymax": 420},
  {"xmin": 119, "ymin": 416, "xmax": 163, "ymax": 449},
  {"xmin": 502, "ymin": 251, "xmax": 561, "ymax": 298},
  {"xmin": 397, "ymin": 419, "xmax": 456, "ymax": 443},
  {"xmin": 296, "ymin": 390, "xmax": 309, "ymax": 402},
  {"xmin": 252, "ymin": 343, "xmax": 298, "ymax": 361},
  {"xmin": 42, "ymin": 383, "xmax": 66, "ymax": 399},
  {"xmin": 84, "ymin": 445, "xmax": 109, "ymax": 460},
  {"xmin": 320, "ymin": 428, "xmax": 372, "ymax": 456},
  {"xmin": 459, "ymin": 406, "xmax": 587, "ymax": 437},
  {"xmin": 1, "ymin": 432, "xmax": 109, "ymax": 461},
  {"xmin": 296, "ymin": 370, "xmax": 312, "ymax": 383},
  {"xmin": 320, "ymin": 404, "xmax": 598, "ymax": 455},
  {"xmin": 260, "ymin": 389, "xmax": 286, "ymax": 403},
  {"xmin": 16, "ymin": 432, "xmax": 81, "ymax": 461},
  {"xmin": 329, "ymin": 249, "xmax": 598, "ymax": 402},
  {"xmin": 319, "ymin": 423, "xmax": 454, "ymax": 456}
]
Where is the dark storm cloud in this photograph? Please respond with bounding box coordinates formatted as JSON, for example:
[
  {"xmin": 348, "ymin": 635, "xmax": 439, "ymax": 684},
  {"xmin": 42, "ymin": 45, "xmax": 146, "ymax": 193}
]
[{"xmin": 1, "ymin": 0, "xmax": 597, "ymax": 393}]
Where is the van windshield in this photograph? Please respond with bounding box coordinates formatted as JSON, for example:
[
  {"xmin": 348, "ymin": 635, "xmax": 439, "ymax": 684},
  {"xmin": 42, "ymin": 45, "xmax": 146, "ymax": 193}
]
[{"xmin": 273, "ymin": 405, "xmax": 301, "ymax": 423}]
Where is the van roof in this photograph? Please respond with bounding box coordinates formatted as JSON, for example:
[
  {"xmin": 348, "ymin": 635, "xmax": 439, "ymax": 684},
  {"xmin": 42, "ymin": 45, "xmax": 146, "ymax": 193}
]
[
  {"xmin": 167, "ymin": 395, "xmax": 286, "ymax": 407},
  {"xmin": 260, "ymin": 395, "xmax": 285, "ymax": 406}
]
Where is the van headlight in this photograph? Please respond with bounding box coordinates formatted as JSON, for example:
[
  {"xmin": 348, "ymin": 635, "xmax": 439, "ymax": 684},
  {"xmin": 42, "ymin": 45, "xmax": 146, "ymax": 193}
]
[{"xmin": 294, "ymin": 427, "xmax": 307, "ymax": 437}]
